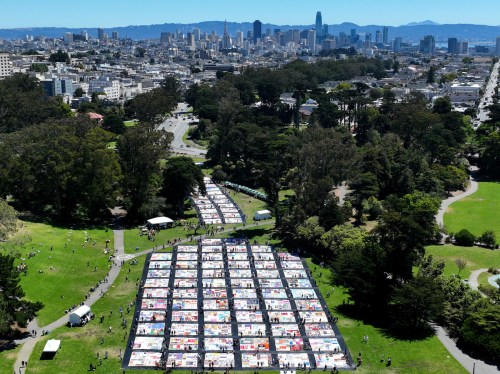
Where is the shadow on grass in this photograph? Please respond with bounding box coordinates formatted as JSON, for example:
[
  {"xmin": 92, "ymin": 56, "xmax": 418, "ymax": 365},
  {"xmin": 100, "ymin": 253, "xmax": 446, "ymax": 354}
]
[
  {"xmin": 18, "ymin": 213, "xmax": 112, "ymax": 232},
  {"xmin": 334, "ymin": 303, "xmax": 436, "ymax": 342}
]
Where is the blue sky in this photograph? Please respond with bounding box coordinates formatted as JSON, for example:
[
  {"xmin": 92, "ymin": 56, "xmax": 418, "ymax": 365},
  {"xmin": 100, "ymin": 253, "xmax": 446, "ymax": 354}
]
[{"xmin": 3, "ymin": 0, "xmax": 500, "ymax": 28}]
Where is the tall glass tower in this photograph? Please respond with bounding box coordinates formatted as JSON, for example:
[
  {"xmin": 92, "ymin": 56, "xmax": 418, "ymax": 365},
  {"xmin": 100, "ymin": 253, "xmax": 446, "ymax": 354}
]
[{"xmin": 315, "ymin": 11, "xmax": 322, "ymax": 43}]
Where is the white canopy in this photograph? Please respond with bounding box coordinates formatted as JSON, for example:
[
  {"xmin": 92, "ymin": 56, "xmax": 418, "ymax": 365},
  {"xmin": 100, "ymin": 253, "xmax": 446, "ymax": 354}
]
[
  {"xmin": 69, "ymin": 305, "xmax": 91, "ymax": 325},
  {"xmin": 257, "ymin": 210, "xmax": 271, "ymax": 215},
  {"xmin": 147, "ymin": 217, "xmax": 174, "ymax": 225},
  {"xmin": 71, "ymin": 304, "xmax": 90, "ymax": 318},
  {"xmin": 43, "ymin": 339, "xmax": 61, "ymax": 353}
]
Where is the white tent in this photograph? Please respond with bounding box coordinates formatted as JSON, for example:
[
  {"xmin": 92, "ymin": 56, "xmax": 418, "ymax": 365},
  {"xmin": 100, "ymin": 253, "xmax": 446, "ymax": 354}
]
[
  {"xmin": 146, "ymin": 217, "xmax": 174, "ymax": 228},
  {"xmin": 69, "ymin": 305, "xmax": 91, "ymax": 326},
  {"xmin": 43, "ymin": 339, "xmax": 61, "ymax": 353},
  {"xmin": 254, "ymin": 210, "xmax": 272, "ymax": 221}
]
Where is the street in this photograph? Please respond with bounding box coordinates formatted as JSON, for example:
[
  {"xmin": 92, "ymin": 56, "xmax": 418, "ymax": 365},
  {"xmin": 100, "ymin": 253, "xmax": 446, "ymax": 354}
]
[
  {"xmin": 157, "ymin": 102, "xmax": 207, "ymax": 157},
  {"xmin": 476, "ymin": 60, "xmax": 500, "ymax": 127}
]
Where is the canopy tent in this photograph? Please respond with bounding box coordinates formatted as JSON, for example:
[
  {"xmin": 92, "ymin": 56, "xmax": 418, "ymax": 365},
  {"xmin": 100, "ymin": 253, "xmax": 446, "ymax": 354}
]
[
  {"xmin": 146, "ymin": 217, "xmax": 174, "ymax": 228},
  {"xmin": 69, "ymin": 304, "xmax": 91, "ymax": 326},
  {"xmin": 254, "ymin": 210, "xmax": 272, "ymax": 221},
  {"xmin": 43, "ymin": 339, "xmax": 61, "ymax": 353}
]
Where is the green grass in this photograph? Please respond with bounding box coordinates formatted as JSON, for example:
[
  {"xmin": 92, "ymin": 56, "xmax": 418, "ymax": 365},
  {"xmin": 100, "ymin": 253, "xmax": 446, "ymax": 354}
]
[
  {"xmin": 426, "ymin": 245, "xmax": 500, "ymax": 279},
  {"xmin": 478, "ymin": 271, "xmax": 493, "ymax": 288},
  {"xmin": 124, "ymin": 120, "xmax": 138, "ymax": 127},
  {"xmin": 307, "ymin": 259, "xmax": 467, "ymax": 374},
  {"xmin": 444, "ymin": 182, "xmax": 500, "ymax": 239},
  {"xmin": 123, "ymin": 209, "xmax": 200, "ymax": 254},
  {"xmin": 228, "ymin": 190, "xmax": 270, "ymax": 222},
  {"xmin": 278, "ymin": 189, "xmax": 294, "ymax": 202},
  {"xmin": 106, "ymin": 141, "xmax": 116, "ymax": 150},
  {"xmin": 25, "ymin": 255, "xmax": 163, "ymax": 374},
  {"xmin": 0, "ymin": 344, "xmax": 20, "ymax": 374},
  {"xmin": 1, "ymin": 221, "xmax": 114, "ymax": 326}
]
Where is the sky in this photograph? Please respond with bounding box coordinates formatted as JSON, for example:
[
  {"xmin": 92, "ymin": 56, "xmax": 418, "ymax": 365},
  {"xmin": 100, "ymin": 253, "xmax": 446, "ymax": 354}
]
[{"xmin": 3, "ymin": 0, "xmax": 500, "ymax": 28}]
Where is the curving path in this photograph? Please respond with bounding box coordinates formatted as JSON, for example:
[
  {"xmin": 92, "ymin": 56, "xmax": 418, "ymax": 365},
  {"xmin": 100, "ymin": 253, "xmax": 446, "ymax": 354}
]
[
  {"xmin": 434, "ymin": 177, "xmax": 500, "ymax": 373},
  {"xmin": 12, "ymin": 219, "xmax": 275, "ymax": 373},
  {"xmin": 436, "ymin": 175, "xmax": 478, "ymax": 228}
]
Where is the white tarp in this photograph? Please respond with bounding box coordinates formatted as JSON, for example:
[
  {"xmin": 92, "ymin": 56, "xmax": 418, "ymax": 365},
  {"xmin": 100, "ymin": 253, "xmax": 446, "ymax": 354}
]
[
  {"xmin": 43, "ymin": 339, "xmax": 61, "ymax": 353},
  {"xmin": 147, "ymin": 217, "xmax": 174, "ymax": 226}
]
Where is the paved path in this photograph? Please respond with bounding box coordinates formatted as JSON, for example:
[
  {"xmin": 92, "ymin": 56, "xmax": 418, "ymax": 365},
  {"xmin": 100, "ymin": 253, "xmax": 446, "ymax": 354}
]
[
  {"xmin": 436, "ymin": 175, "xmax": 478, "ymax": 228},
  {"xmin": 434, "ymin": 177, "xmax": 500, "ymax": 373},
  {"xmin": 435, "ymin": 326, "xmax": 499, "ymax": 374},
  {"xmin": 13, "ymin": 229, "xmax": 125, "ymax": 373},
  {"xmin": 469, "ymin": 268, "xmax": 489, "ymax": 292},
  {"xmin": 11, "ymin": 219, "xmax": 275, "ymax": 373}
]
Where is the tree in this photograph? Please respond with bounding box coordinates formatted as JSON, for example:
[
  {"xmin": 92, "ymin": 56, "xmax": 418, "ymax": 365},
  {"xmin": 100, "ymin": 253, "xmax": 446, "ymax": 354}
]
[
  {"xmin": 320, "ymin": 224, "xmax": 368, "ymax": 257},
  {"xmin": 390, "ymin": 271, "xmax": 445, "ymax": 333},
  {"xmin": 48, "ymin": 50, "xmax": 70, "ymax": 64},
  {"xmin": 459, "ymin": 302, "xmax": 500, "ymax": 364},
  {"xmin": 102, "ymin": 113, "xmax": 125, "ymax": 134},
  {"xmin": 454, "ymin": 229, "xmax": 475, "ymax": 246},
  {"xmin": 74, "ymin": 87, "xmax": 85, "ymax": 98},
  {"xmin": 427, "ymin": 65, "xmax": 437, "ymax": 84},
  {"xmin": 162, "ymin": 157, "xmax": 206, "ymax": 216},
  {"xmin": 0, "ymin": 254, "xmax": 43, "ymax": 335},
  {"xmin": 433, "ymin": 97, "xmax": 452, "ymax": 114},
  {"xmin": 117, "ymin": 126, "xmax": 173, "ymax": 219},
  {"xmin": 295, "ymin": 216, "xmax": 325, "ymax": 254},
  {"xmin": 455, "ymin": 258, "xmax": 467, "ymax": 277},
  {"xmin": 478, "ymin": 230, "xmax": 496, "ymax": 248},
  {"xmin": 0, "ymin": 199, "xmax": 18, "ymax": 240}
]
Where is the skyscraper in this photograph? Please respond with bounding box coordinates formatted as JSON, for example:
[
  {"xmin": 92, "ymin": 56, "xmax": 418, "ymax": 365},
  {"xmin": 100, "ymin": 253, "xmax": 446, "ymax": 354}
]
[
  {"xmin": 307, "ymin": 29, "xmax": 316, "ymax": 52},
  {"xmin": 420, "ymin": 35, "xmax": 435, "ymax": 55},
  {"xmin": 315, "ymin": 11, "xmax": 322, "ymax": 43},
  {"xmin": 375, "ymin": 30, "xmax": 382, "ymax": 44},
  {"xmin": 394, "ymin": 37, "xmax": 402, "ymax": 52},
  {"xmin": 253, "ymin": 20, "xmax": 262, "ymax": 44},
  {"xmin": 97, "ymin": 28, "xmax": 105, "ymax": 40},
  {"xmin": 383, "ymin": 26, "xmax": 389, "ymax": 44},
  {"xmin": 448, "ymin": 37, "xmax": 458, "ymax": 54}
]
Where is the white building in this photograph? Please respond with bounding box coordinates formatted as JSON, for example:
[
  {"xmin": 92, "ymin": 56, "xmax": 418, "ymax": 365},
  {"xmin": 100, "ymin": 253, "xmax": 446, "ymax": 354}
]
[
  {"xmin": 88, "ymin": 76, "xmax": 120, "ymax": 100},
  {"xmin": 0, "ymin": 53, "xmax": 13, "ymax": 79}
]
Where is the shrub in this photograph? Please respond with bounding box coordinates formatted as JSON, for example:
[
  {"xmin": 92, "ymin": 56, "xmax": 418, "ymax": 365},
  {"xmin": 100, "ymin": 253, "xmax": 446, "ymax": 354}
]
[{"xmin": 454, "ymin": 229, "xmax": 475, "ymax": 247}]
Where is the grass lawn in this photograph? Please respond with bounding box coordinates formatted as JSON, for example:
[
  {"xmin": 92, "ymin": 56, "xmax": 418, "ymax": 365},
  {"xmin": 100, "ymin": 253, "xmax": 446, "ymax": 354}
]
[
  {"xmin": 124, "ymin": 120, "xmax": 138, "ymax": 127},
  {"xmin": 123, "ymin": 208, "xmax": 200, "ymax": 254},
  {"xmin": 477, "ymin": 271, "xmax": 494, "ymax": 288},
  {"xmin": 25, "ymin": 255, "xmax": 163, "ymax": 374},
  {"xmin": 444, "ymin": 182, "xmax": 500, "ymax": 240},
  {"xmin": 228, "ymin": 190, "xmax": 270, "ymax": 222},
  {"xmin": 0, "ymin": 345, "xmax": 20, "ymax": 374},
  {"xmin": 306, "ymin": 259, "xmax": 466, "ymax": 374},
  {"xmin": 106, "ymin": 141, "xmax": 116, "ymax": 150},
  {"xmin": 1, "ymin": 221, "xmax": 114, "ymax": 326},
  {"xmin": 278, "ymin": 189, "xmax": 294, "ymax": 202},
  {"xmin": 426, "ymin": 245, "xmax": 500, "ymax": 279}
]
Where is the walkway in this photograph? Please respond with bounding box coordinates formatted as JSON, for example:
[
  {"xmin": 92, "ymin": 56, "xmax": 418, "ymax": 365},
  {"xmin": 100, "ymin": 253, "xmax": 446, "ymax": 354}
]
[
  {"xmin": 436, "ymin": 174, "xmax": 478, "ymax": 227},
  {"xmin": 434, "ymin": 176, "xmax": 500, "ymax": 373},
  {"xmin": 11, "ymin": 219, "xmax": 275, "ymax": 373}
]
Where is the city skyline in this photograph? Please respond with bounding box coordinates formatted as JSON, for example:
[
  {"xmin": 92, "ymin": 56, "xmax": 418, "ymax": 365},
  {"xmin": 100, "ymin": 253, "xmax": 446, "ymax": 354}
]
[{"xmin": 3, "ymin": 0, "xmax": 500, "ymax": 29}]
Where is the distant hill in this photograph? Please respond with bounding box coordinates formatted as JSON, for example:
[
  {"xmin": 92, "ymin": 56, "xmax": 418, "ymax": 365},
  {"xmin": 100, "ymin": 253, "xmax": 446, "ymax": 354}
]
[{"xmin": 1, "ymin": 21, "xmax": 500, "ymax": 43}]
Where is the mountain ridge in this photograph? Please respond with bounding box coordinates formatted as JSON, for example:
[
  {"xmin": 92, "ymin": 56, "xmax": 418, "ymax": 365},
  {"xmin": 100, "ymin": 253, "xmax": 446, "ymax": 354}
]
[{"xmin": 1, "ymin": 21, "xmax": 500, "ymax": 43}]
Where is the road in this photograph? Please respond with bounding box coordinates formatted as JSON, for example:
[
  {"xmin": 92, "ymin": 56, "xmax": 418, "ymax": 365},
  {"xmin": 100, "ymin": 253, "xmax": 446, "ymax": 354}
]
[
  {"xmin": 157, "ymin": 102, "xmax": 207, "ymax": 157},
  {"xmin": 476, "ymin": 61, "xmax": 500, "ymax": 127}
]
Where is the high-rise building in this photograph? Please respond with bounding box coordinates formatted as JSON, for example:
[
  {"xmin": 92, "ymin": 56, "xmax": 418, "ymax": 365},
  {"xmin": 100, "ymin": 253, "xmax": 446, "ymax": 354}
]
[
  {"xmin": 365, "ymin": 33, "xmax": 372, "ymax": 47},
  {"xmin": 97, "ymin": 28, "xmax": 105, "ymax": 40},
  {"xmin": 307, "ymin": 29, "xmax": 316, "ymax": 52},
  {"xmin": 496, "ymin": 37, "xmax": 500, "ymax": 57},
  {"xmin": 448, "ymin": 38, "xmax": 458, "ymax": 54},
  {"xmin": 63, "ymin": 32, "xmax": 73, "ymax": 43},
  {"xmin": 394, "ymin": 37, "xmax": 402, "ymax": 52},
  {"xmin": 112, "ymin": 31, "xmax": 119, "ymax": 40},
  {"xmin": 315, "ymin": 11, "xmax": 323, "ymax": 43},
  {"xmin": 322, "ymin": 24, "xmax": 329, "ymax": 39},
  {"xmin": 383, "ymin": 26, "xmax": 389, "ymax": 44},
  {"xmin": 0, "ymin": 53, "xmax": 12, "ymax": 79},
  {"xmin": 253, "ymin": 20, "xmax": 262, "ymax": 43},
  {"xmin": 458, "ymin": 41, "xmax": 469, "ymax": 54},
  {"xmin": 420, "ymin": 35, "xmax": 435, "ymax": 55},
  {"xmin": 193, "ymin": 28, "xmax": 201, "ymax": 41},
  {"xmin": 375, "ymin": 30, "xmax": 382, "ymax": 44}
]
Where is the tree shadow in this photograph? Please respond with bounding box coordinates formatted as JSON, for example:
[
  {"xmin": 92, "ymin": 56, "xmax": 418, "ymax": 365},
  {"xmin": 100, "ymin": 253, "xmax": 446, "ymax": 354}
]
[{"xmin": 334, "ymin": 303, "xmax": 436, "ymax": 341}]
